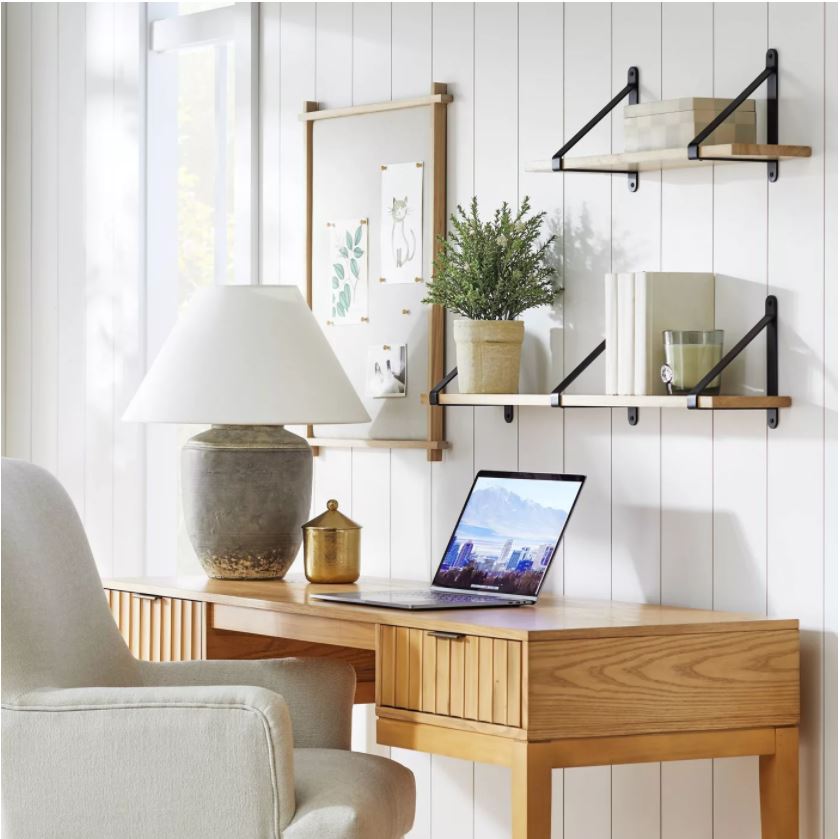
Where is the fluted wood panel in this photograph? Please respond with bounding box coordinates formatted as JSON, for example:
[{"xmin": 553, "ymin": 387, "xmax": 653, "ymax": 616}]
[
  {"xmin": 105, "ymin": 589, "xmax": 203, "ymax": 662},
  {"xmin": 379, "ymin": 625, "xmax": 522, "ymax": 728}
]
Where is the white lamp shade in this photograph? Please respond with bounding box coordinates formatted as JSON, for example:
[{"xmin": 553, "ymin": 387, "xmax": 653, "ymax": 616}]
[{"xmin": 123, "ymin": 285, "xmax": 370, "ymax": 425}]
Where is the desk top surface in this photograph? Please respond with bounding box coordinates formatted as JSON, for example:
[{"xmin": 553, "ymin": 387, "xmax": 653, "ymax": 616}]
[{"xmin": 104, "ymin": 575, "xmax": 798, "ymax": 642}]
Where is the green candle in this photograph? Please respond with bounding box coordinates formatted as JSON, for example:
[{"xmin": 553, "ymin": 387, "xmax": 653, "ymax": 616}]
[{"xmin": 663, "ymin": 330, "xmax": 724, "ymax": 394}]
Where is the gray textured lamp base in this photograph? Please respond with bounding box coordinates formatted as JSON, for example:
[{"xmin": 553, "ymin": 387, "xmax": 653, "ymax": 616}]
[{"xmin": 181, "ymin": 425, "xmax": 313, "ymax": 580}]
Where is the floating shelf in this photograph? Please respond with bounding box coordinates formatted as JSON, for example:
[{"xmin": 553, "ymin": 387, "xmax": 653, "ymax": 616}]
[
  {"xmin": 421, "ymin": 393, "xmax": 792, "ymax": 411},
  {"xmin": 526, "ymin": 143, "xmax": 811, "ymax": 175}
]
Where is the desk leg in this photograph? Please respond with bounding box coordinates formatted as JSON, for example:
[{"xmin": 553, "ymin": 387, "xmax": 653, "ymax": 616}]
[
  {"xmin": 511, "ymin": 743, "xmax": 552, "ymax": 839},
  {"xmin": 759, "ymin": 727, "xmax": 799, "ymax": 839}
]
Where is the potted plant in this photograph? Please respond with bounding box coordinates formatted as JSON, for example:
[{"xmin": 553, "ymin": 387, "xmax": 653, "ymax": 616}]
[{"xmin": 423, "ymin": 196, "xmax": 557, "ymax": 394}]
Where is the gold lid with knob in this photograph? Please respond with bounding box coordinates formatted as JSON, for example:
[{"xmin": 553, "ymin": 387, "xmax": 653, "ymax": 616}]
[
  {"xmin": 302, "ymin": 500, "xmax": 361, "ymax": 583},
  {"xmin": 303, "ymin": 499, "xmax": 361, "ymax": 531}
]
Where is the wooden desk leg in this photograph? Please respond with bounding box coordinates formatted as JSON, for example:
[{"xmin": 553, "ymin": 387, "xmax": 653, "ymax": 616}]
[
  {"xmin": 759, "ymin": 727, "xmax": 799, "ymax": 839},
  {"xmin": 511, "ymin": 743, "xmax": 552, "ymax": 839}
]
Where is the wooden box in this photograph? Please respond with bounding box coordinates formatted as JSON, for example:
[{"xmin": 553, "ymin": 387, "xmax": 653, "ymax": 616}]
[{"xmin": 624, "ymin": 97, "xmax": 756, "ymax": 152}]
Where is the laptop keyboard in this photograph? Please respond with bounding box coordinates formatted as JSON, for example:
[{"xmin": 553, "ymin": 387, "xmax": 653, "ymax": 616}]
[{"xmin": 392, "ymin": 591, "xmax": 510, "ymax": 604}]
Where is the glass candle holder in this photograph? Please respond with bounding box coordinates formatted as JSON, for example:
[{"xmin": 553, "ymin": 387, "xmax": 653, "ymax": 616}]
[{"xmin": 662, "ymin": 330, "xmax": 724, "ymax": 394}]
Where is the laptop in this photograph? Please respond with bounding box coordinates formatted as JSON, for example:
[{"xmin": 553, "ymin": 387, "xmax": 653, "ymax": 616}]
[{"xmin": 311, "ymin": 470, "xmax": 585, "ymax": 610}]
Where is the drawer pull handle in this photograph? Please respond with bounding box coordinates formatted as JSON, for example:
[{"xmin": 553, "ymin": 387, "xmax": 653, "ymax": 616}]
[
  {"xmin": 427, "ymin": 630, "xmax": 465, "ymax": 641},
  {"xmin": 130, "ymin": 593, "xmax": 159, "ymax": 602}
]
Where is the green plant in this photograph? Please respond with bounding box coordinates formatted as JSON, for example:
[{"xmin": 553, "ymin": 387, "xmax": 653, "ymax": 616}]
[{"xmin": 422, "ymin": 196, "xmax": 558, "ymax": 320}]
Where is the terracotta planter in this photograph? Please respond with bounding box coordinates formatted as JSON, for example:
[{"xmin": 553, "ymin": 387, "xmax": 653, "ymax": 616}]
[{"xmin": 454, "ymin": 319, "xmax": 524, "ymax": 394}]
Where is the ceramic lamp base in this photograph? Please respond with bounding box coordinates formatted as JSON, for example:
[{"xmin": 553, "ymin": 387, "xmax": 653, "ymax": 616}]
[{"xmin": 181, "ymin": 425, "xmax": 313, "ymax": 580}]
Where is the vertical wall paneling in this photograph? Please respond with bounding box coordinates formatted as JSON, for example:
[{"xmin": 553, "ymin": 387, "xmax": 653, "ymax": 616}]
[
  {"xmin": 659, "ymin": 6, "xmax": 715, "ymax": 838},
  {"xmin": 144, "ymin": 2, "xmax": 181, "ymax": 577},
  {"xmin": 350, "ymin": 2, "xmax": 393, "ymax": 582},
  {"xmin": 471, "ymin": 6, "xmax": 519, "ymax": 836},
  {"xmin": 278, "ymin": 2, "xmax": 315, "ymax": 294},
  {"xmin": 260, "ymin": 3, "xmax": 281, "ymax": 283},
  {"xmin": 57, "ymin": 2, "xmax": 87, "ymax": 514},
  {"xmin": 30, "ymin": 3, "xmax": 59, "ymax": 473},
  {"xmin": 516, "ymin": 8, "xmax": 566, "ymax": 830},
  {"xmin": 428, "ymin": 5, "xmax": 476, "ymax": 837},
  {"xmin": 609, "ymin": 6, "xmax": 664, "ymax": 835},
  {"xmin": 710, "ymin": 5, "xmax": 769, "ymax": 837},
  {"xmin": 112, "ymin": 3, "xmax": 146, "ymax": 576},
  {"xmin": 561, "ymin": 5, "xmax": 613, "ymax": 838},
  {"xmin": 84, "ymin": 2, "xmax": 117, "ymax": 575},
  {"xmin": 4, "ymin": 3, "xmax": 33, "ymax": 461},
  {"xmin": 517, "ymin": 2, "xmax": 565, "ymax": 596},
  {"xmin": 768, "ymin": 5, "xmax": 826, "ymax": 837},
  {"xmin": 391, "ymin": 3, "xmax": 431, "ymax": 100}
]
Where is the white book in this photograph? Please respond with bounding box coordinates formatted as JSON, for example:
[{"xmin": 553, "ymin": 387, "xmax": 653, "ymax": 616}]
[
  {"xmin": 604, "ymin": 273, "xmax": 618, "ymax": 395},
  {"xmin": 633, "ymin": 271, "xmax": 716, "ymax": 395},
  {"xmin": 616, "ymin": 272, "xmax": 635, "ymax": 395}
]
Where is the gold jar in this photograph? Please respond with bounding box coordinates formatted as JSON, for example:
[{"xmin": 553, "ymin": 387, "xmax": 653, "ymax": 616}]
[{"xmin": 302, "ymin": 500, "xmax": 361, "ymax": 583}]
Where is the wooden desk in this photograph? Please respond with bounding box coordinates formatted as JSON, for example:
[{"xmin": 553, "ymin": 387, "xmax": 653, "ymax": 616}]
[{"xmin": 103, "ymin": 576, "xmax": 800, "ymax": 839}]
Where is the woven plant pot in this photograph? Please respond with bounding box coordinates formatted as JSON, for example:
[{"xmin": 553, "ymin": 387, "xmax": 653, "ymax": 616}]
[{"xmin": 454, "ymin": 319, "xmax": 524, "ymax": 394}]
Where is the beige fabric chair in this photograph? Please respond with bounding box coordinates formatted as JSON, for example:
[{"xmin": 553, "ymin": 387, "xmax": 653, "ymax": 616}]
[{"xmin": 1, "ymin": 459, "xmax": 415, "ymax": 839}]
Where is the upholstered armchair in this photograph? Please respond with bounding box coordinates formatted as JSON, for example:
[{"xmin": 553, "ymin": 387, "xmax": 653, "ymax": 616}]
[{"xmin": 1, "ymin": 459, "xmax": 415, "ymax": 838}]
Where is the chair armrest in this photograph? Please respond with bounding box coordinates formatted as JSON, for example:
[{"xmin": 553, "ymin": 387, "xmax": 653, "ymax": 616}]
[
  {"xmin": 2, "ymin": 685, "xmax": 295, "ymax": 839},
  {"xmin": 138, "ymin": 657, "xmax": 355, "ymax": 749}
]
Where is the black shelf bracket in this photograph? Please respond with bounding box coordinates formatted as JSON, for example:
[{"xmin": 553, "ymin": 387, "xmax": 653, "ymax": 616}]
[
  {"xmin": 686, "ymin": 295, "xmax": 780, "ymax": 428},
  {"xmin": 552, "ymin": 67, "xmax": 640, "ymax": 192},
  {"xmin": 552, "ymin": 339, "xmax": 638, "ymax": 427},
  {"xmin": 688, "ymin": 48, "xmax": 779, "ymax": 182},
  {"xmin": 428, "ymin": 366, "xmax": 516, "ymax": 424}
]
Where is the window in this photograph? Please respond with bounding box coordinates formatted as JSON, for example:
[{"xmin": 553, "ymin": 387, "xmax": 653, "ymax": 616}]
[{"xmin": 145, "ymin": 2, "xmax": 258, "ymax": 574}]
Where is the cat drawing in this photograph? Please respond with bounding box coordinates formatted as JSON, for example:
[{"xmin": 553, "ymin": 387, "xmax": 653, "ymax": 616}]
[{"xmin": 389, "ymin": 196, "xmax": 416, "ymax": 268}]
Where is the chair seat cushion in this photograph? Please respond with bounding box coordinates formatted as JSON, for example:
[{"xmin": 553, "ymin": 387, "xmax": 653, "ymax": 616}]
[{"xmin": 282, "ymin": 748, "xmax": 415, "ymax": 839}]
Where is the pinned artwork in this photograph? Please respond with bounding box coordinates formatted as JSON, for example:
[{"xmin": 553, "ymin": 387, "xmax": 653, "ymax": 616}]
[
  {"xmin": 327, "ymin": 219, "xmax": 368, "ymax": 324},
  {"xmin": 366, "ymin": 344, "xmax": 407, "ymax": 398},
  {"xmin": 380, "ymin": 162, "xmax": 424, "ymax": 284}
]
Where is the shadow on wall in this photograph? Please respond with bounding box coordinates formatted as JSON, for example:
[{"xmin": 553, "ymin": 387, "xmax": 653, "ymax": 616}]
[
  {"xmin": 521, "ymin": 205, "xmax": 636, "ymax": 394},
  {"xmin": 613, "ymin": 503, "xmax": 764, "ymax": 611}
]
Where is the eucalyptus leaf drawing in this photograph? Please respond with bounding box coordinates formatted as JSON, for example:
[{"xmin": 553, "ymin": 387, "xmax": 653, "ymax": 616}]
[{"xmin": 327, "ymin": 218, "xmax": 369, "ymax": 324}]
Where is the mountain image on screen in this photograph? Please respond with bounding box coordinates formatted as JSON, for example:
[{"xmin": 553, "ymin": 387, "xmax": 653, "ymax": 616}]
[
  {"xmin": 460, "ymin": 486, "xmax": 567, "ymax": 540},
  {"xmin": 433, "ymin": 478, "xmax": 580, "ymax": 597}
]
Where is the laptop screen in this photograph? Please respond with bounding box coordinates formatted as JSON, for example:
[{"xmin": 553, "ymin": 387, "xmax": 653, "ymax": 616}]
[{"xmin": 432, "ymin": 471, "xmax": 585, "ymax": 599}]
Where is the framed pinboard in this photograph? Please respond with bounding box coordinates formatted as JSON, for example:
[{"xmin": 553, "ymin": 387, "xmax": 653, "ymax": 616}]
[{"xmin": 301, "ymin": 84, "xmax": 451, "ymax": 462}]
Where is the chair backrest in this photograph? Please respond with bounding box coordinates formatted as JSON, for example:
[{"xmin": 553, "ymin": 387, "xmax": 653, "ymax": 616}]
[{"xmin": 1, "ymin": 459, "xmax": 139, "ymax": 700}]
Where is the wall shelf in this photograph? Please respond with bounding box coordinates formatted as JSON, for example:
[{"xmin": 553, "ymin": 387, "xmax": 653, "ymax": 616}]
[
  {"xmin": 538, "ymin": 49, "xmax": 810, "ymax": 191},
  {"xmin": 428, "ymin": 296, "xmax": 787, "ymax": 429},
  {"xmin": 306, "ymin": 437, "xmax": 449, "ymax": 452},
  {"xmin": 422, "ymin": 393, "xmax": 792, "ymax": 411},
  {"xmin": 526, "ymin": 143, "xmax": 811, "ymax": 175}
]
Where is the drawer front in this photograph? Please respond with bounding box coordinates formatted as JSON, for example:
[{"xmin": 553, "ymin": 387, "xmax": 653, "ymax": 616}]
[
  {"xmin": 378, "ymin": 626, "xmax": 522, "ymax": 728},
  {"xmin": 104, "ymin": 589, "xmax": 203, "ymax": 662}
]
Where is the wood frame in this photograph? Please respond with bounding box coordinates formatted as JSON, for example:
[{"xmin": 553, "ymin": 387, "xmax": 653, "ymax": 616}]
[
  {"xmin": 104, "ymin": 575, "xmax": 801, "ymax": 839},
  {"xmin": 301, "ymin": 84, "xmax": 451, "ymax": 462}
]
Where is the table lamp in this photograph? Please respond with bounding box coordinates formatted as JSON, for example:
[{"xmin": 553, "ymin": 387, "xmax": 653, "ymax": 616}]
[{"xmin": 123, "ymin": 285, "xmax": 369, "ymax": 580}]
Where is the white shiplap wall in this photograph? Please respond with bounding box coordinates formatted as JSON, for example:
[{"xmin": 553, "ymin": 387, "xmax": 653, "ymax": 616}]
[
  {"xmin": 2, "ymin": 2, "xmax": 147, "ymax": 580},
  {"xmin": 260, "ymin": 4, "xmax": 837, "ymax": 838},
  {"xmin": 2, "ymin": 3, "xmax": 836, "ymax": 838}
]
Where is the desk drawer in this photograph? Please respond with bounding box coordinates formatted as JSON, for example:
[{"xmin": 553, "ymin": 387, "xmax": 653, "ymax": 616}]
[
  {"xmin": 105, "ymin": 589, "xmax": 203, "ymax": 662},
  {"xmin": 377, "ymin": 626, "xmax": 522, "ymax": 728}
]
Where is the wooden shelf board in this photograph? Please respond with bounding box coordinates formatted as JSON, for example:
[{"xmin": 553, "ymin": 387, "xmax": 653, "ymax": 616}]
[
  {"xmin": 307, "ymin": 437, "xmax": 450, "ymax": 451},
  {"xmin": 300, "ymin": 92, "xmax": 453, "ymax": 122},
  {"xmin": 525, "ymin": 143, "xmax": 812, "ymax": 174},
  {"xmin": 422, "ymin": 393, "xmax": 791, "ymax": 410},
  {"xmin": 421, "ymin": 393, "xmax": 561, "ymax": 407}
]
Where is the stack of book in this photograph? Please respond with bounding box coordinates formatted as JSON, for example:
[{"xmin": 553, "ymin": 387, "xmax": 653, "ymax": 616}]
[{"xmin": 604, "ymin": 272, "xmax": 716, "ymax": 396}]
